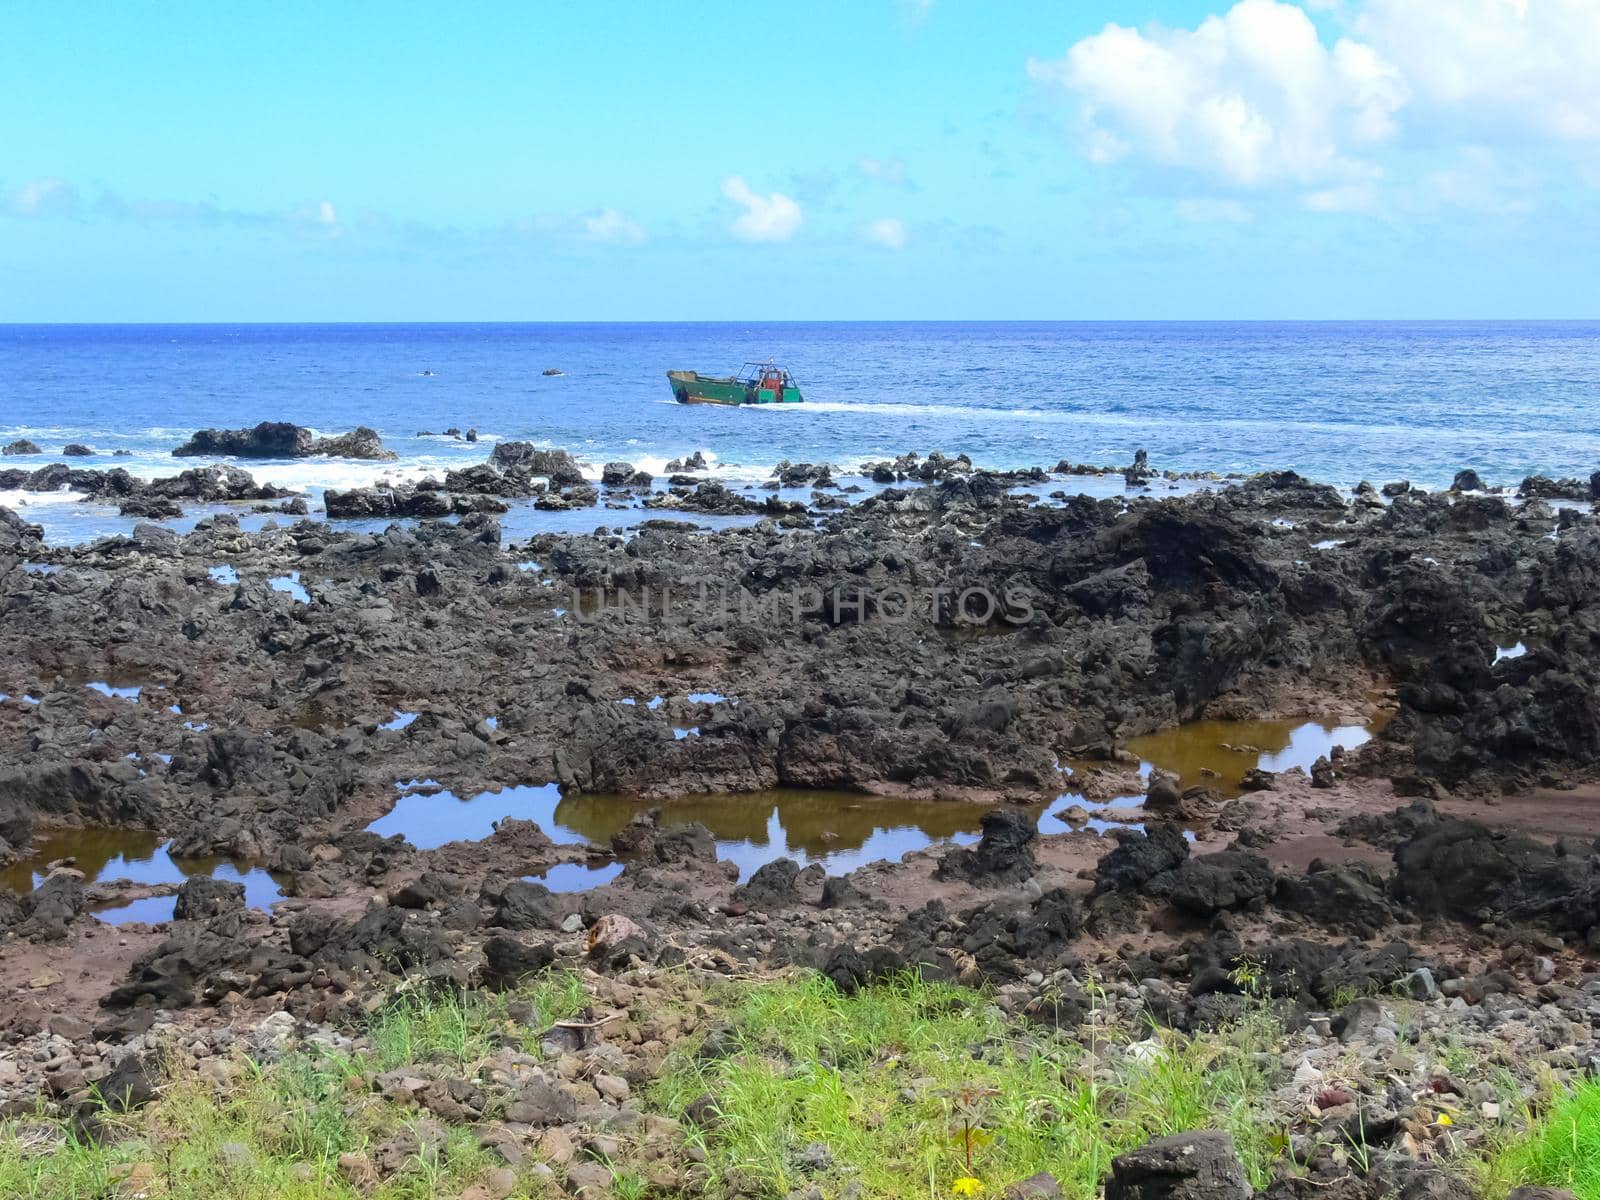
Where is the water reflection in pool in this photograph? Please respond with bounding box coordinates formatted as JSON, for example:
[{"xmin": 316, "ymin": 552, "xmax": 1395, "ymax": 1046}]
[
  {"xmin": 268, "ymin": 572, "xmax": 310, "ymax": 603},
  {"xmin": 369, "ymin": 784, "xmax": 991, "ymax": 880},
  {"xmin": 364, "ymin": 715, "xmax": 1383, "ymax": 881},
  {"xmin": 1124, "ymin": 718, "xmax": 1377, "ymax": 794},
  {"xmin": 0, "ymin": 829, "xmax": 287, "ymax": 925},
  {"xmin": 526, "ymin": 861, "xmax": 625, "ymax": 892},
  {"xmin": 368, "ymin": 782, "xmax": 585, "ymax": 850},
  {"xmin": 555, "ymin": 792, "xmax": 987, "ymax": 883}
]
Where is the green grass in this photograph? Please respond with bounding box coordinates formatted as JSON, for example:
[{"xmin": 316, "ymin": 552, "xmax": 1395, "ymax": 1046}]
[
  {"xmin": 367, "ymin": 970, "xmax": 588, "ymax": 1070},
  {"xmin": 0, "ymin": 971, "xmax": 589, "ymax": 1200},
  {"xmin": 652, "ymin": 972, "xmax": 1285, "ymax": 1200},
  {"xmin": 0, "ymin": 1059, "xmax": 487, "ymax": 1199},
  {"xmin": 1481, "ymin": 1080, "xmax": 1600, "ymax": 1200},
  {"xmin": 2, "ymin": 967, "xmax": 1588, "ymax": 1200}
]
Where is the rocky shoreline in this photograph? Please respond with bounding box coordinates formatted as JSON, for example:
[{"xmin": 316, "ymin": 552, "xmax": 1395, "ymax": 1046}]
[{"xmin": 1, "ymin": 442, "xmax": 1597, "ymax": 1198}]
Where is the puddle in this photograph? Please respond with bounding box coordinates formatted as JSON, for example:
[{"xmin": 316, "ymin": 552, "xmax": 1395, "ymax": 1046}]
[
  {"xmin": 96, "ymin": 894, "xmax": 186, "ymax": 925},
  {"xmin": 546, "ymin": 790, "xmax": 987, "ymax": 883},
  {"xmin": 1311, "ymin": 539, "xmax": 1344, "ymax": 550},
  {"xmin": 1123, "ymin": 718, "xmax": 1377, "ymax": 794},
  {"xmin": 370, "ymin": 783, "xmax": 990, "ymax": 879},
  {"xmin": 86, "ymin": 681, "xmax": 142, "ymax": 702},
  {"xmin": 208, "ymin": 565, "xmax": 239, "ymax": 585},
  {"xmin": 525, "ymin": 861, "xmax": 624, "ymax": 893},
  {"xmin": 22, "ymin": 562, "xmax": 61, "ymax": 575},
  {"xmin": 268, "ymin": 572, "xmax": 310, "ymax": 603},
  {"xmin": 369, "ymin": 781, "xmax": 584, "ymax": 850},
  {"xmin": 688, "ymin": 692, "xmax": 731, "ymax": 705},
  {"xmin": 381, "ymin": 711, "xmax": 419, "ymax": 732},
  {"xmin": 370, "ymin": 714, "xmax": 1382, "ymax": 881},
  {"xmin": 0, "ymin": 829, "xmax": 286, "ymax": 924},
  {"xmin": 1493, "ymin": 642, "xmax": 1527, "ymax": 665}
]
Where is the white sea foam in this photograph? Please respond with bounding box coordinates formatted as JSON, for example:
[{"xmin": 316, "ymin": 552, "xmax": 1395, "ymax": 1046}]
[{"xmin": 0, "ymin": 488, "xmax": 88, "ymax": 509}]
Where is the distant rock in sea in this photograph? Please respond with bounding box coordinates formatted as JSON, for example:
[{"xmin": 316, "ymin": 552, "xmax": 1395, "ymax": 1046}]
[
  {"xmin": 171, "ymin": 421, "xmax": 397, "ymax": 461},
  {"xmin": 2, "ymin": 440, "xmax": 42, "ymax": 456}
]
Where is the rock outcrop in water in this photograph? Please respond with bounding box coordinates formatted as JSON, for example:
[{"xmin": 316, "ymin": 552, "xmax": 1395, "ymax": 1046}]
[
  {"xmin": 171, "ymin": 421, "xmax": 397, "ymax": 460},
  {"xmin": 0, "ymin": 462, "xmax": 291, "ymax": 506}
]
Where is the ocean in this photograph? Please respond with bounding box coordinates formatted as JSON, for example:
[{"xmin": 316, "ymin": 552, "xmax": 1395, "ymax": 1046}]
[{"xmin": 5, "ymin": 321, "xmax": 1600, "ymax": 542}]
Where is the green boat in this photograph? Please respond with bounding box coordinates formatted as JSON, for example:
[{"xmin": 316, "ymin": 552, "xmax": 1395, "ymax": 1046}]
[{"xmin": 667, "ymin": 362, "xmax": 803, "ymax": 406}]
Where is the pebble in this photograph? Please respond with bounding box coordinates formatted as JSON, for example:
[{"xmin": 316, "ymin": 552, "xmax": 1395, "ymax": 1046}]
[{"xmin": 593, "ymin": 1073, "xmax": 630, "ymax": 1103}]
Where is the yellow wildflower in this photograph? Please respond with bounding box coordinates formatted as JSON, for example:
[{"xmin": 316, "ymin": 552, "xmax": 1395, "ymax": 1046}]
[
  {"xmin": 952, "ymin": 1178, "xmax": 985, "ymax": 1197},
  {"xmin": 1435, "ymin": 1113, "xmax": 1453, "ymax": 1127}
]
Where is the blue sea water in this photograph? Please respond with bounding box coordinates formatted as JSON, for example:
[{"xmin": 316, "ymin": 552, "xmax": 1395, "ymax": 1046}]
[{"xmin": 4, "ymin": 322, "xmax": 1600, "ymax": 542}]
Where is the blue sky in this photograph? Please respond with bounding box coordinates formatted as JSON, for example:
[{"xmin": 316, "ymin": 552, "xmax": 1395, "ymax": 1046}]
[{"xmin": 3, "ymin": 0, "xmax": 1598, "ymax": 320}]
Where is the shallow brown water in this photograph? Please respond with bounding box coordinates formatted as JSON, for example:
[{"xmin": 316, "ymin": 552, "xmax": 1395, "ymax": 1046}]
[{"xmin": 1126, "ymin": 717, "xmax": 1380, "ymax": 795}]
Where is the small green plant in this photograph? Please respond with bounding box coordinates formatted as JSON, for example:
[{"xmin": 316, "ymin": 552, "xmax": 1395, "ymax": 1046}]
[{"xmin": 1227, "ymin": 954, "xmax": 1267, "ymax": 997}]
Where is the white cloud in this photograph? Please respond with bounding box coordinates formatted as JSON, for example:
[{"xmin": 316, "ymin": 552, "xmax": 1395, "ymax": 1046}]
[
  {"xmin": 290, "ymin": 199, "xmax": 339, "ymax": 227},
  {"xmin": 1033, "ymin": 0, "xmax": 1600, "ymax": 214},
  {"xmin": 285, "ymin": 199, "xmax": 343, "ymax": 238},
  {"xmin": 864, "ymin": 217, "xmax": 908, "ymax": 248},
  {"xmin": 721, "ymin": 176, "xmax": 803, "ymax": 242},
  {"xmin": 1030, "ymin": 0, "xmax": 1408, "ymax": 189},
  {"xmin": 7, "ymin": 177, "xmax": 80, "ymax": 218},
  {"xmin": 1356, "ymin": 0, "xmax": 1600, "ymax": 141},
  {"xmin": 582, "ymin": 207, "xmax": 646, "ymax": 244}
]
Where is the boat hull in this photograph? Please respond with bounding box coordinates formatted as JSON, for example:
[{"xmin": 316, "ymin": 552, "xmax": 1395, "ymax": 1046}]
[{"xmin": 667, "ymin": 370, "xmax": 801, "ymax": 406}]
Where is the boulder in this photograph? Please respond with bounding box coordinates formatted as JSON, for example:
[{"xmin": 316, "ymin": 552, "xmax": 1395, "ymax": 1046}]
[
  {"xmin": 935, "ymin": 809, "xmax": 1037, "ymax": 885},
  {"xmin": 172, "ymin": 876, "xmax": 246, "ymax": 922},
  {"xmin": 173, "ymin": 422, "xmax": 312, "ymax": 458},
  {"xmin": 172, "ymin": 422, "xmax": 396, "ymax": 460},
  {"xmin": 1093, "ymin": 824, "xmax": 1190, "ymax": 895},
  {"xmin": 734, "ymin": 859, "xmax": 803, "ymax": 910},
  {"xmin": 1393, "ymin": 816, "xmax": 1599, "ymax": 937},
  {"xmin": 1274, "ymin": 860, "xmax": 1395, "ymax": 936},
  {"xmin": 1167, "ymin": 852, "xmax": 1276, "ymax": 915},
  {"xmin": 1103, "ymin": 1132, "xmax": 1250, "ymax": 1200},
  {"xmin": 19, "ymin": 874, "xmax": 87, "ymax": 940},
  {"xmin": 1, "ymin": 439, "xmax": 41, "ymax": 455},
  {"xmin": 488, "ymin": 442, "xmax": 584, "ymax": 485},
  {"xmin": 480, "ymin": 936, "xmax": 556, "ymax": 989},
  {"xmin": 488, "ymin": 881, "xmax": 561, "ymax": 931}
]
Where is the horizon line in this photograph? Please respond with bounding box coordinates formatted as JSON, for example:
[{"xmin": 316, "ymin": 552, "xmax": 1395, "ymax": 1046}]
[{"xmin": 4, "ymin": 317, "xmax": 1599, "ymax": 328}]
